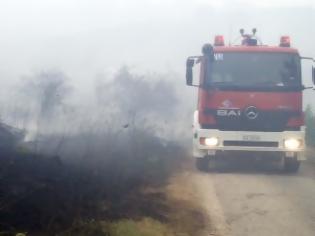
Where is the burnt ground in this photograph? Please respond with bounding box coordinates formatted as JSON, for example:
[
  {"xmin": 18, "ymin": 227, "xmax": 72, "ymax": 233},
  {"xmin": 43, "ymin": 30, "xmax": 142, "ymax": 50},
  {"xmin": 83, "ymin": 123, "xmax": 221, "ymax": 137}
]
[{"xmin": 0, "ymin": 143, "xmax": 209, "ymax": 236}]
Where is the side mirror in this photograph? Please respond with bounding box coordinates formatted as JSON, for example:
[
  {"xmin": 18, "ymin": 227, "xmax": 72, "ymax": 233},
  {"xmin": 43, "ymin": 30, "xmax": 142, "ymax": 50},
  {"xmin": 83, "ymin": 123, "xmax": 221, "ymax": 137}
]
[
  {"xmin": 186, "ymin": 58, "xmax": 195, "ymax": 86},
  {"xmin": 312, "ymin": 66, "xmax": 315, "ymax": 86}
]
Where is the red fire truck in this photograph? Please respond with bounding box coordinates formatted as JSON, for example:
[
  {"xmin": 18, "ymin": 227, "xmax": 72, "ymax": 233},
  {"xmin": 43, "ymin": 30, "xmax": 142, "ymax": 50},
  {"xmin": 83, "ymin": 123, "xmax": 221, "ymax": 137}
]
[{"xmin": 186, "ymin": 29, "xmax": 315, "ymax": 172}]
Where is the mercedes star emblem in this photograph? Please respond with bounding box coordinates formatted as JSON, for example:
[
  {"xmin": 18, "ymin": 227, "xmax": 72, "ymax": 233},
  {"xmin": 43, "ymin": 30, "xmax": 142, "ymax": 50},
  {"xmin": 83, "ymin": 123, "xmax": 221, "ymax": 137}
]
[{"xmin": 245, "ymin": 106, "xmax": 259, "ymax": 120}]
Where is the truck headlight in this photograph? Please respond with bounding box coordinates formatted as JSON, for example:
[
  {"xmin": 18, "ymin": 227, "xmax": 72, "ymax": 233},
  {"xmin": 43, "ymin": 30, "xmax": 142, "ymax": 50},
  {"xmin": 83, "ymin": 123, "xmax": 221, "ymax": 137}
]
[
  {"xmin": 200, "ymin": 137, "xmax": 219, "ymax": 147},
  {"xmin": 284, "ymin": 138, "xmax": 302, "ymax": 150}
]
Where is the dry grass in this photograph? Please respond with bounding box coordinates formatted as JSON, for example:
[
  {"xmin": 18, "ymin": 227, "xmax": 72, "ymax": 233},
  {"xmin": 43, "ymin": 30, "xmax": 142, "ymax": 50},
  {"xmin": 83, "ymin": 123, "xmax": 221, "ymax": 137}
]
[
  {"xmin": 165, "ymin": 173, "xmax": 210, "ymax": 236},
  {"xmin": 54, "ymin": 217, "xmax": 174, "ymax": 236},
  {"xmin": 107, "ymin": 218, "xmax": 174, "ymax": 236}
]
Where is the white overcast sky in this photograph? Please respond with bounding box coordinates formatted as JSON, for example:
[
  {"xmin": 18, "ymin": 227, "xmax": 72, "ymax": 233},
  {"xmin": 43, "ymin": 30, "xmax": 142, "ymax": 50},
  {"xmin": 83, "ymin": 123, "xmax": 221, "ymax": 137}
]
[{"xmin": 0, "ymin": 0, "xmax": 314, "ymax": 91}]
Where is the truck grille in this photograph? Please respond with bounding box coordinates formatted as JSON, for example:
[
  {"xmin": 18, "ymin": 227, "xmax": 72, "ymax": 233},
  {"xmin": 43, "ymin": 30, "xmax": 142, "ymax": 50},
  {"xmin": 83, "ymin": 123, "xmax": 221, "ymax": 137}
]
[
  {"xmin": 223, "ymin": 141, "xmax": 279, "ymax": 147},
  {"xmin": 203, "ymin": 109, "xmax": 302, "ymax": 132}
]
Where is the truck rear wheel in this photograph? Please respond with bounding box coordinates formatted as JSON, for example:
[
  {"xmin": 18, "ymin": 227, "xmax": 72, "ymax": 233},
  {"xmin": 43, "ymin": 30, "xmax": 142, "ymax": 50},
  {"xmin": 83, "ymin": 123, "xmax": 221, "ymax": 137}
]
[{"xmin": 284, "ymin": 158, "xmax": 300, "ymax": 173}]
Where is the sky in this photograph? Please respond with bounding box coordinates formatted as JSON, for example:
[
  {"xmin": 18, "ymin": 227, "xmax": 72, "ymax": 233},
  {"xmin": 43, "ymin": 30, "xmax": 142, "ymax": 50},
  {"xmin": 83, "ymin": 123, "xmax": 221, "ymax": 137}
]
[{"xmin": 0, "ymin": 0, "xmax": 314, "ymax": 100}]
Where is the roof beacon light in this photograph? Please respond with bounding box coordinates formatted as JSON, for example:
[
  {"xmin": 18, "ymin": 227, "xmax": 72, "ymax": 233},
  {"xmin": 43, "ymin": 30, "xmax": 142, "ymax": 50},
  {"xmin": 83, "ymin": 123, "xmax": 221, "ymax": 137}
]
[
  {"xmin": 214, "ymin": 35, "xmax": 225, "ymax": 46},
  {"xmin": 280, "ymin": 36, "xmax": 291, "ymax": 47}
]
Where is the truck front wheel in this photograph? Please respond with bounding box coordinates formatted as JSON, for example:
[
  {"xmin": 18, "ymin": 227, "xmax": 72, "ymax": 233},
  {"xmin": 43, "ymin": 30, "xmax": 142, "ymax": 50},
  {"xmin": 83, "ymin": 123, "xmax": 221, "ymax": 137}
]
[
  {"xmin": 195, "ymin": 157, "xmax": 209, "ymax": 172},
  {"xmin": 195, "ymin": 156, "xmax": 217, "ymax": 172},
  {"xmin": 284, "ymin": 158, "xmax": 300, "ymax": 173}
]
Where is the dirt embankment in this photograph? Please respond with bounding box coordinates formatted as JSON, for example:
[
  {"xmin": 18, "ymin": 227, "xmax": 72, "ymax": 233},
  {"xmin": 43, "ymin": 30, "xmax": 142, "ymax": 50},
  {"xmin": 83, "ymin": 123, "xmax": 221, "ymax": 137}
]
[
  {"xmin": 139, "ymin": 166, "xmax": 213, "ymax": 236},
  {"xmin": 165, "ymin": 161, "xmax": 230, "ymax": 236}
]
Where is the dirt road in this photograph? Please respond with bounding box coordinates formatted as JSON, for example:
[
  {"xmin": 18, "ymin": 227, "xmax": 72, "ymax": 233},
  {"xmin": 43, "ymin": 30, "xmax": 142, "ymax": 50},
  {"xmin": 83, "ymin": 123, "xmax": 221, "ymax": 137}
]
[{"xmin": 174, "ymin": 161, "xmax": 315, "ymax": 236}]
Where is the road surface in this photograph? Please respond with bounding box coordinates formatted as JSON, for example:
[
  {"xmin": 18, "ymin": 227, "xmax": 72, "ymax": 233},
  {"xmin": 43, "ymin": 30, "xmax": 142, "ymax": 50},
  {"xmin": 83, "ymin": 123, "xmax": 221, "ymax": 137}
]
[{"xmin": 173, "ymin": 161, "xmax": 315, "ymax": 236}]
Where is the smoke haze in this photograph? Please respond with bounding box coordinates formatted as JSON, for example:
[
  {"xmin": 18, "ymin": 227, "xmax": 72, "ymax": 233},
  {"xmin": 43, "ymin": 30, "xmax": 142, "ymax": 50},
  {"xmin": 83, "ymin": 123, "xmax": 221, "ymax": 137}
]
[{"xmin": 0, "ymin": 0, "xmax": 314, "ymax": 133}]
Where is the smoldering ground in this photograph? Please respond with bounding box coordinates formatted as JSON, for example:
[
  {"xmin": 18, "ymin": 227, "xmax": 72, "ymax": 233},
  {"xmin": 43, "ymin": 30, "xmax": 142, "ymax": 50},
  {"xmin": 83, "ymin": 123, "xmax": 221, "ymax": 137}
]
[{"xmin": 0, "ymin": 67, "xmax": 191, "ymax": 235}]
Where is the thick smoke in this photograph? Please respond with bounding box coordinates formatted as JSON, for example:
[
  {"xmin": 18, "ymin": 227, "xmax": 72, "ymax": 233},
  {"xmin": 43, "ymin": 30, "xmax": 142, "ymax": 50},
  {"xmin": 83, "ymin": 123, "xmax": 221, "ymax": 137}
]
[
  {"xmin": 1, "ymin": 66, "xmax": 189, "ymax": 159},
  {"xmin": 0, "ymin": 67, "xmax": 189, "ymax": 233}
]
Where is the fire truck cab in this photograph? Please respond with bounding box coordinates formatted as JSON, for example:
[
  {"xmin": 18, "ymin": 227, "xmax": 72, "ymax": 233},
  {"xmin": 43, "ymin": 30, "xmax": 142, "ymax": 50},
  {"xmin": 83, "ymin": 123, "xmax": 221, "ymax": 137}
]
[{"xmin": 186, "ymin": 29, "xmax": 315, "ymax": 172}]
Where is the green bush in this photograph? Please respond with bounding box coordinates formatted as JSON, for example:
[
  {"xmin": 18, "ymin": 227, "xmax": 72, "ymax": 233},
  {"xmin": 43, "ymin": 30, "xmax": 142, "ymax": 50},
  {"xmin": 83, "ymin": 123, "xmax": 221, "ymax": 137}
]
[{"xmin": 305, "ymin": 105, "xmax": 315, "ymax": 147}]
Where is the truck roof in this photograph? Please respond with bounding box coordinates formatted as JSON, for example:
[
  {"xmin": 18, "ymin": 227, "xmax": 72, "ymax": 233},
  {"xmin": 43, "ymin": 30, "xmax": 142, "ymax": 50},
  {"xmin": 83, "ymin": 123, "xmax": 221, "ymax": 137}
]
[{"xmin": 214, "ymin": 46, "xmax": 299, "ymax": 54}]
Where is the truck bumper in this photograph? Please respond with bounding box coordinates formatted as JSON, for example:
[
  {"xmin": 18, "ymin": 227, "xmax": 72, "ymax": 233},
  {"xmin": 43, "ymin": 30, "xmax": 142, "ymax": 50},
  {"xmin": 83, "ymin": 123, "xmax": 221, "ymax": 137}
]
[{"xmin": 193, "ymin": 128, "xmax": 306, "ymax": 160}]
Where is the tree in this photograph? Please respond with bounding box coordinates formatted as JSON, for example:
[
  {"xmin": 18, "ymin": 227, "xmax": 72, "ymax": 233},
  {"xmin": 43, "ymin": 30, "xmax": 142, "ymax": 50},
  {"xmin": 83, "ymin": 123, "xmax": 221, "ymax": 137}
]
[{"xmin": 95, "ymin": 67, "xmax": 178, "ymax": 130}]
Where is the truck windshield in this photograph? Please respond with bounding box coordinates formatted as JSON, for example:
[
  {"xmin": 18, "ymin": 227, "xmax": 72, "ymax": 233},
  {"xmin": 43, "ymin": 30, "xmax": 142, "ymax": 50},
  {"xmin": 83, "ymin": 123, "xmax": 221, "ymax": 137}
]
[{"xmin": 206, "ymin": 52, "xmax": 302, "ymax": 90}]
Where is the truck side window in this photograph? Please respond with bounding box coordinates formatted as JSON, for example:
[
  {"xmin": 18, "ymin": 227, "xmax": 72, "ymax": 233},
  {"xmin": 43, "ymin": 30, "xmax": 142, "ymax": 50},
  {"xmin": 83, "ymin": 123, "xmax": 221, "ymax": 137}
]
[{"xmin": 281, "ymin": 58, "xmax": 300, "ymax": 85}]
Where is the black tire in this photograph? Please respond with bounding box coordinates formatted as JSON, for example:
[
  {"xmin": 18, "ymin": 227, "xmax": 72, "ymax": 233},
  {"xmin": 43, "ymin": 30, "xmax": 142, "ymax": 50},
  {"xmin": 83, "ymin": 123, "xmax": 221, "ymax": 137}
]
[
  {"xmin": 284, "ymin": 158, "xmax": 300, "ymax": 173},
  {"xmin": 195, "ymin": 157, "xmax": 210, "ymax": 172}
]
